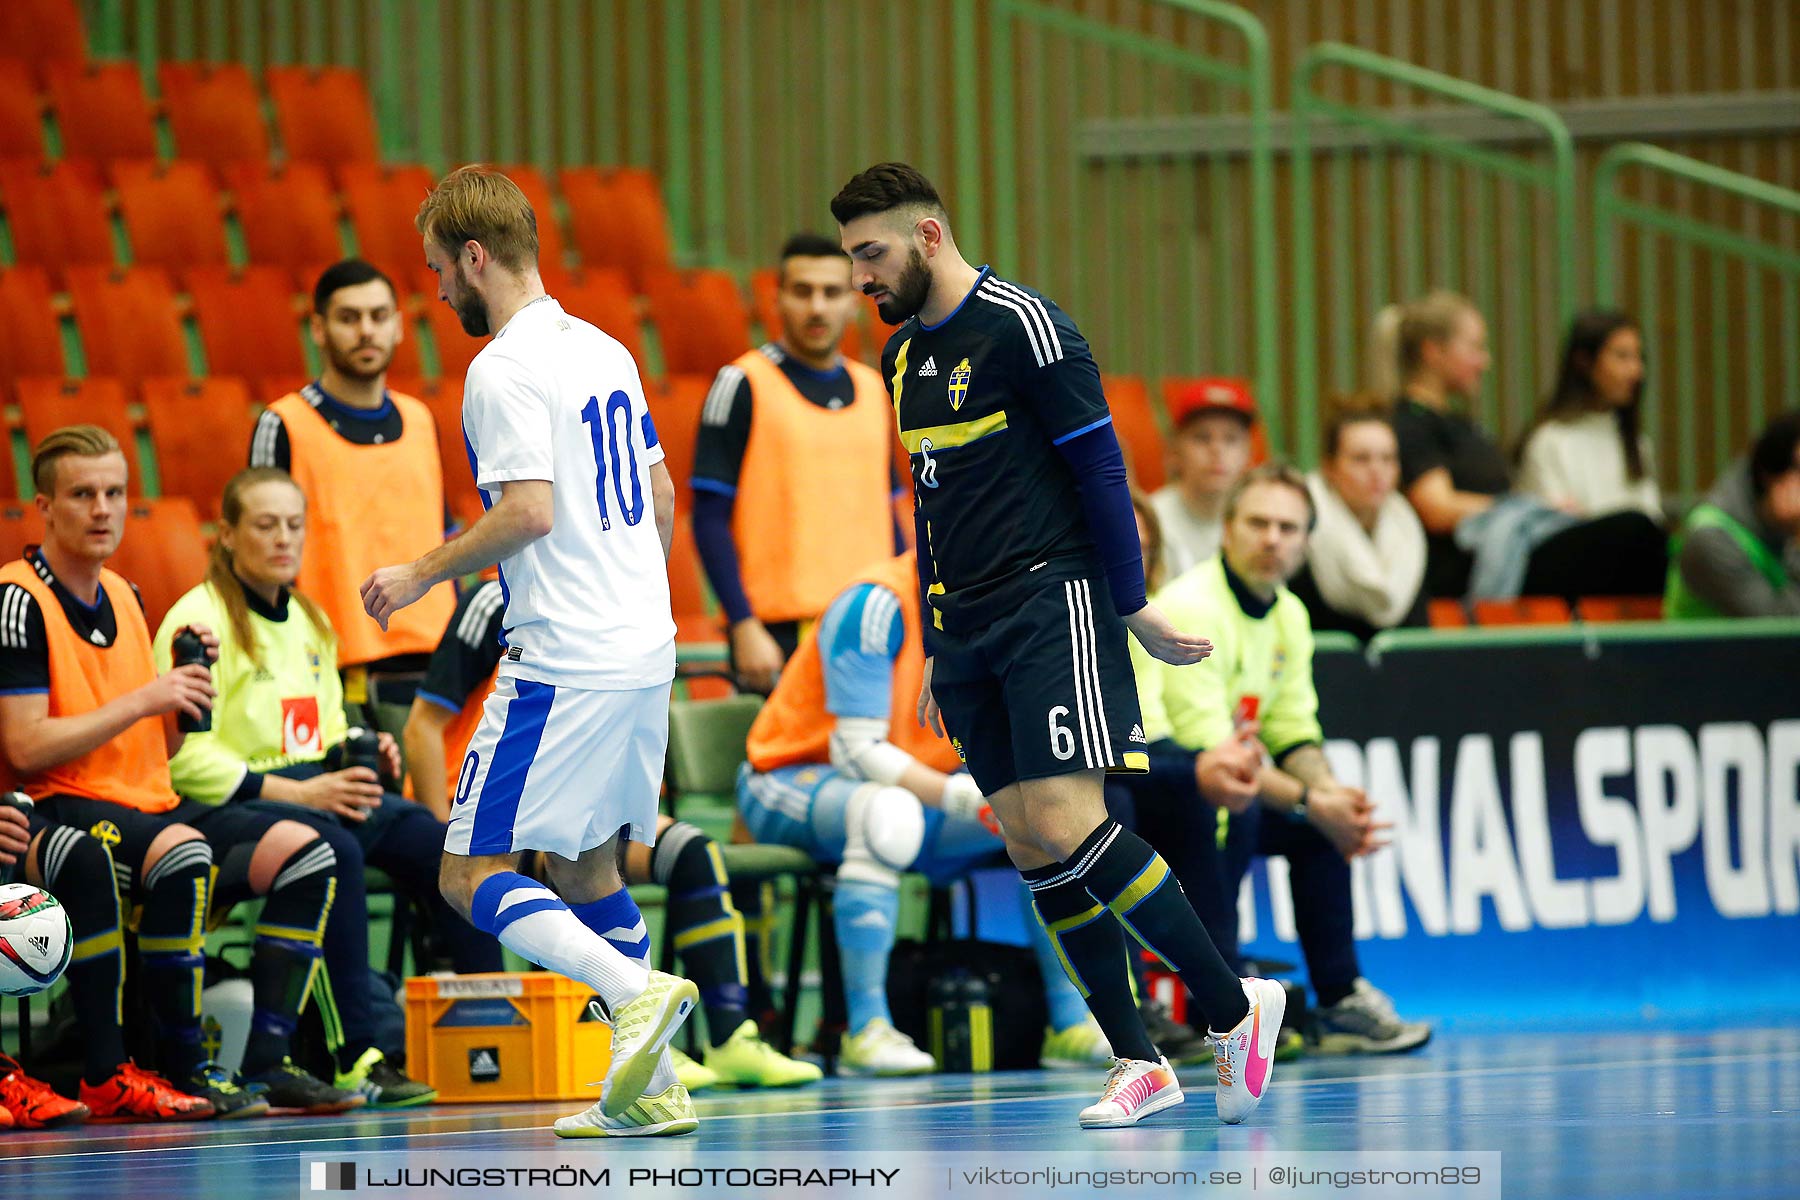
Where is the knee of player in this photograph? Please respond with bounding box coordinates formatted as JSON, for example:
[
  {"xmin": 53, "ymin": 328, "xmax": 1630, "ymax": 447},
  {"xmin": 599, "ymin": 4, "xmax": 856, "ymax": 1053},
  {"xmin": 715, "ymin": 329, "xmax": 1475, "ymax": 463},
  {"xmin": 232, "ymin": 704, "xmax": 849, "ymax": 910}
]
[
  {"xmin": 141, "ymin": 824, "xmax": 213, "ymax": 892},
  {"xmin": 32, "ymin": 824, "xmax": 114, "ymax": 898},
  {"xmin": 249, "ymin": 821, "xmax": 338, "ymax": 895},
  {"xmin": 843, "ymin": 784, "xmax": 926, "ymax": 876},
  {"xmin": 648, "ymin": 820, "xmax": 721, "ymax": 892}
]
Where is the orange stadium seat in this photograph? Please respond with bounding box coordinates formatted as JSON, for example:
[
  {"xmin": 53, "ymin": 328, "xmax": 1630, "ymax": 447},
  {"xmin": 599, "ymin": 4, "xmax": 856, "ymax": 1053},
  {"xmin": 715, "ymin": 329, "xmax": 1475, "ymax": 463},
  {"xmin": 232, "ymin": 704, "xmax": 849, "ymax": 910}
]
[
  {"xmin": 0, "ymin": 1, "xmax": 86, "ymax": 85},
  {"xmin": 748, "ymin": 268, "xmax": 868, "ymax": 364},
  {"xmin": 110, "ymin": 498, "xmax": 208, "ymax": 629},
  {"xmin": 0, "ymin": 421, "xmax": 16, "ymax": 500},
  {"xmin": 418, "ymin": 300, "xmax": 482, "ymax": 381},
  {"xmin": 141, "ymin": 376, "xmax": 258, "ymax": 517},
  {"xmin": 667, "ymin": 516, "xmax": 721, "ymax": 647},
  {"xmin": 16, "ymin": 377, "xmax": 144, "ymax": 490},
  {"xmin": 112, "ymin": 160, "xmax": 231, "ymax": 277},
  {"xmin": 159, "ymin": 62, "xmax": 271, "ymax": 172},
  {"xmin": 558, "ymin": 269, "xmax": 645, "ymax": 367},
  {"xmin": 389, "ymin": 374, "xmax": 480, "ymax": 526},
  {"xmin": 0, "ymin": 267, "xmax": 66, "ymax": 386},
  {"xmin": 1160, "ymin": 376, "xmax": 1269, "ymax": 466},
  {"xmin": 265, "ymin": 65, "xmax": 379, "ymax": 168},
  {"xmin": 652, "ymin": 375, "xmax": 710, "ymax": 502},
  {"xmin": 338, "ymin": 163, "xmax": 438, "ymax": 282},
  {"xmin": 1576, "ymin": 595, "xmax": 1664, "ymax": 623},
  {"xmin": 1428, "ymin": 598, "xmax": 1469, "ymax": 628},
  {"xmin": 1103, "ymin": 374, "xmax": 1166, "ymax": 492},
  {"xmin": 66, "ymin": 267, "xmax": 189, "ymax": 390},
  {"xmin": 43, "ymin": 61, "xmax": 156, "ymax": 162},
  {"xmin": 558, "ymin": 166, "xmax": 674, "ymax": 291},
  {"xmin": 0, "ymin": 504, "xmax": 40, "ymax": 555},
  {"xmin": 647, "ymin": 269, "xmax": 751, "ymax": 378},
  {"xmin": 186, "ymin": 266, "xmax": 308, "ymax": 384},
  {"xmin": 225, "ymin": 162, "xmax": 345, "ymax": 282},
  {"xmin": 0, "ymin": 158, "xmax": 114, "ymax": 279},
  {"xmin": 495, "ymin": 164, "xmax": 570, "ymax": 276},
  {"xmin": 1472, "ymin": 596, "xmax": 1572, "ymax": 627},
  {"xmin": 0, "ymin": 61, "xmax": 45, "ymax": 159}
]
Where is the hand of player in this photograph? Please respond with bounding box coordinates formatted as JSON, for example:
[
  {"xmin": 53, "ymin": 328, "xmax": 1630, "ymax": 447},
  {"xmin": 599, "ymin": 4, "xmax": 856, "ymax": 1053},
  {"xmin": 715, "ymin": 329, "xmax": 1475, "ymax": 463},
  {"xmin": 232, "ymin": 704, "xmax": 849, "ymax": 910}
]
[
  {"xmin": 1122, "ymin": 603, "xmax": 1213, "ymax": 666},
  {"xmin": 360, "ymin": 564, "xmax": 428, "ymax": 632},
  {"xmin": 1305, "ymin": 786, "xmax": 1392, "ymax": 860},
  {"xmin": 0, "ymin": 805, "xmax": 29, "ymax": 867},
  {"xmin": 729, "ymin": 618, "xmax": 786, "ymax": 695},
  {"xmin": 939, "ymin": 772, "xmax": 988, "ymax": 825},
  {"xmin": 180, "ymin": 623, "xmax": 221, "ymax": 664},
  {"xmin": 139, "ymin": 664, "xmax": 216, "ymax": 724},
  {"xmin": 1195, "ymin": 731, "xmax": 1261, "ymax": 813},
  {"xmin": 917, "ymin": 656, "xmax": 945, "ymax": 738},
  {"xmin": 376, "ymin": 732, "xmax": 403, "ymax": 782},
  {"xmin": 296, "ymin": 769, "xmax": 384, "ymax": 823}
]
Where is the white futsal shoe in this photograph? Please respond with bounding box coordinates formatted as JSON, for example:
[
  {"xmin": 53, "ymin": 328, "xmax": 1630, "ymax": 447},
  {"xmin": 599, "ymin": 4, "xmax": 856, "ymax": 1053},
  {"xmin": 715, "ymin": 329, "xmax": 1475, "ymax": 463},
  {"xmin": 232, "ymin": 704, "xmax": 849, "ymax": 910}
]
[
  {"xmin": 599, "ymin": 971, "xmax": 700, "ymax": 1117},
  {"xmin": 1210, "ymin": 977, "xmax": 1286, "ymax": 1124},
  {"xmin": 836, "ymin": 1017, "xmax": 936, "ymax": 1076},
  {"xmin": 1077, "ymin": 1056, "xmax": 1184, "ymax": 1129},
  {"xmin": 554, "ymin": 1080, "xmax": 698, "ymax": 1138}
]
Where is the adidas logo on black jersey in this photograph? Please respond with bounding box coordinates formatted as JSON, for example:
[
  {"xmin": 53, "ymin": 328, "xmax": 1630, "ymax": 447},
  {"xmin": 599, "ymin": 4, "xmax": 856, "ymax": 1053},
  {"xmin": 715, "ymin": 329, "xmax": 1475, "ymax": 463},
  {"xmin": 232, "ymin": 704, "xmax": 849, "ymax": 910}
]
[
  {"xmin": 917, "ymin": 356, "xmax": 938, "ymax": 377},
  {"xmin": 1129, "ymin": 724, "xmax": 1147, "ymax": 745}
]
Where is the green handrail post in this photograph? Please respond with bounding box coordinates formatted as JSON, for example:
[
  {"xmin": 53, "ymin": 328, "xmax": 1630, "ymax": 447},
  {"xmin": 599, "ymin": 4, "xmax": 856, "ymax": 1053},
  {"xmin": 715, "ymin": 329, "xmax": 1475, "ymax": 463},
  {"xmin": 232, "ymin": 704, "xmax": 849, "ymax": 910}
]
[
  {"xmin": 1291, "ymin": 43, "xmax": 1577, "ymax": 460},
  {"xmin": 662, "ymin": 0, "xmax": 693, "ymax": 259},
  {"xmin": 951, "ymin": 1, "xmax": 983, "ymax": 257},
  {"xmin": 696, "ymin": 0, "xmax": 727, "ymax": 267}
]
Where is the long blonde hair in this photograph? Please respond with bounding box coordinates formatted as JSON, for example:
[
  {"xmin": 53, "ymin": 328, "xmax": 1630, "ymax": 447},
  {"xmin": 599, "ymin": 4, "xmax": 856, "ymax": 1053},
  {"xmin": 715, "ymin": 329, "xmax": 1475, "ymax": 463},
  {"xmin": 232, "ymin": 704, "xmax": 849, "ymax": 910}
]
[
  {"xmin": 1369, "ymin": 290, "xmax": 1480, "ymax": 396},
  {"xmin": 208, "ymin": 468, "xmax": 335, "ymax": 668}
]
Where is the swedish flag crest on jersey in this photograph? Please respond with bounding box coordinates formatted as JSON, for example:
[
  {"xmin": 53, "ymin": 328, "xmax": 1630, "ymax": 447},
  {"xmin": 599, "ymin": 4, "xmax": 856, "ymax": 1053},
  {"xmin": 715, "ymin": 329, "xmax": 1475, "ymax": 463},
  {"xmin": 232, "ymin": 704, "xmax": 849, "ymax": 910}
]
[{"xmin": 948, "ymin": 358, "xmax": 972, "ymax": 411}]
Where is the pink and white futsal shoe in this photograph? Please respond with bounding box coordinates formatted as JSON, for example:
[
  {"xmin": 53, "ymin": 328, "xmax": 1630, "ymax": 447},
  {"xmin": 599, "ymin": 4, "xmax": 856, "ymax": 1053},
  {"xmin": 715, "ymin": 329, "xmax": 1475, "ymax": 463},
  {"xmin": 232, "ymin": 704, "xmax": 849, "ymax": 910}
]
[
  {"xmin": 1211, "ymin": 977, "xmax": 1286, "ymax": 1124},
  {"xmin": 1077, "ymin": 1056, "xmax": 1184, "ymax": 1129}
]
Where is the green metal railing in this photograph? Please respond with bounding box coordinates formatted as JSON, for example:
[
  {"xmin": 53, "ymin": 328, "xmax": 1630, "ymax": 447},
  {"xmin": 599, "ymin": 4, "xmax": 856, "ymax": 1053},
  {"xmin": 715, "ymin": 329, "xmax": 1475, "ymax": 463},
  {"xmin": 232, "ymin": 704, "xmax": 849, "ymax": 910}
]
[
  {"xmin": 969, "ymin": 0, "xmax": 1279, "ymax": 443},
  {"xmin": 1594, "ymin": 143, "xmax": 1800, "ymax": 499},
  {"xmin": 1290, "ymin": 43, "xmax": 1578, "ymax": 461}
]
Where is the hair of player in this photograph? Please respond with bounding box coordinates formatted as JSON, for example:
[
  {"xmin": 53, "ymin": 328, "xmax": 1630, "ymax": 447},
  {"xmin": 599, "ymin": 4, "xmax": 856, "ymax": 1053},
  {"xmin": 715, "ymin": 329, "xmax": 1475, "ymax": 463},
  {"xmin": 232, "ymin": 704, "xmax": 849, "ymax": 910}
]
[
  {"xmin": 1522, "ymin": 309, "xmax": 1647, "ymax": 481},
  {"xmin": 1749, "ymin": 409, "xmax": 1800, "ymax": 501},
  {"xmin": 1393, "ymin": 290, "xmax": 1480, "ymax": 381},
  {"xmin": 415, "ymin": 164, "xmax": 540, "ymax": 272},
  {"xmin": 780, "ymin": 232, "xmax": 850, "ymax": 264},
  {"xmin": 829, "ymin": 162, "xmax": 948, "ymax": 228},
  {"xmin": 31, "ymin": 424, "xmax": 124, "ymax": 497},
  {"xmin": 1223, "ymin": 461, "xmax": 1317, "ymax": 532},
  {"xmin": 207, "ymin": 467, "xmax": 335, "ymax": 670},
  {"xmin": 1322, "ymin": 392, "xmax": 1397, "ymax": 460},
  {"xmin": 312, "ymin": 258, "xmax": 398, "ymax": 317}
]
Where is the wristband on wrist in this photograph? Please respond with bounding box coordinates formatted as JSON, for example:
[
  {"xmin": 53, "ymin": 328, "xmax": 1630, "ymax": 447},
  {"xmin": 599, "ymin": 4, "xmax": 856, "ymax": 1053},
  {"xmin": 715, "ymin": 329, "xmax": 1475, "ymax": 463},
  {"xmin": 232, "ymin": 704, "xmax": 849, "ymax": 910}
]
[{"xmin": 1293, "ymin": 785, "xmax": 1310, "ymax": 820}]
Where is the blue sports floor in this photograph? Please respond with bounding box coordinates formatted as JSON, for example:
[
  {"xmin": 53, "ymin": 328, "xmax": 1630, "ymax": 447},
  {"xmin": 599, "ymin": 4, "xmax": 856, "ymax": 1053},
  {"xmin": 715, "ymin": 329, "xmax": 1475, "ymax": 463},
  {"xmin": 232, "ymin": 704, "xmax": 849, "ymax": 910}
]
[{"xmin": 3, "ymin": 1026, "xmax": 1795, "ymax": 1199}]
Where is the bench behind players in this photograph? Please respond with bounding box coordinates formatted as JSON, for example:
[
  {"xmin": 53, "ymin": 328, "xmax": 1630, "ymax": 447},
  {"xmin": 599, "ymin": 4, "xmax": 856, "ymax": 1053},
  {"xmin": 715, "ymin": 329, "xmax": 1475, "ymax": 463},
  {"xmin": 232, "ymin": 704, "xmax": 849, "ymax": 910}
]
[{"xmin": 831, "ymin": 163, "xmax": 1285, "ymax": 1128}]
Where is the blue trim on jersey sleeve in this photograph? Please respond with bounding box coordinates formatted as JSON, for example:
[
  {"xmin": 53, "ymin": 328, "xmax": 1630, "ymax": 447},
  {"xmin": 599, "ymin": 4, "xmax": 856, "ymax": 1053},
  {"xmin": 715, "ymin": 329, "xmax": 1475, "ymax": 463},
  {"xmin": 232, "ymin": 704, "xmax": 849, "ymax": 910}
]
[
  {"xmin": 0, "ymin": 687, "xmax": 49, "ymax": 697},
  {"xmin": 1051, "ymin": 414, "xmax": 1113, "ymax": 446},
  {"xmin": 640, "ymin": 411, "xmax": 659, "ymax": 449},
  {"xmin": 416, "ymin": 690, "xmax": 463, "ymax": 715},
  {"xmin": 818, "ymin": 584, "xmax": 901, "ymax": 722},
  {"xmin": 919, "ymin": 265, "xmax": 992, "ymax": 332},
  {"xmin": 690, "ymin": 476, "xmax": 738, "ymax": 498}
]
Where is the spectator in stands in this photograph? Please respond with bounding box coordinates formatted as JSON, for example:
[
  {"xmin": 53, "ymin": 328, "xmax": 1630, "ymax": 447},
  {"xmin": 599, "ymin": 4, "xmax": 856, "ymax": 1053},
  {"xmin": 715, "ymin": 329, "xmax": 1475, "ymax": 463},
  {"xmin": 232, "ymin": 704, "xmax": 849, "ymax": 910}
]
[
  {"xmin": 737, "ymin": 552, "xmax": 1114, "ymax": 1076},
  {"xmin": 154, "ymin": 467, "xmax": 500, "ymax": 1108},
  {"xmin": 0, "ymin": 427, "xmax": 359, "ymax": 1118},
  {"xmin": 1666, "ymin": 410, "xmax": 1800, "ymax": 618},
  {"xmin": 250, "ymin": 260, "xmax": 452, "ymax": 726},
  {"xmin": 1128, "ymin": 464, "xmax": 1432, "ymax": 1055},
  {"xmin": 1132, "ymin": 490, "xmax": 1167, "ymax": 595},
  {"xmin": 401, "ymin": 580, "xmax": 821, "ymax": 1093},
  {"xmin": 1147, "ymin": 379, "xmax": 1256, "ymax": 582},
  {"xmin": 1383, "ymin": 291, "xmax": 1666, "ymax": 600},
  {"xmin": 1288, "ymin": 404, "xmax": 1427, "ymax": 640},
  {"xmin": 1516, "ymin": 311, "xmax": 1662, "ymax": 521},
  {"xmin": 691, "ymin": 233, "xmax": 900, "ymax": 695}
]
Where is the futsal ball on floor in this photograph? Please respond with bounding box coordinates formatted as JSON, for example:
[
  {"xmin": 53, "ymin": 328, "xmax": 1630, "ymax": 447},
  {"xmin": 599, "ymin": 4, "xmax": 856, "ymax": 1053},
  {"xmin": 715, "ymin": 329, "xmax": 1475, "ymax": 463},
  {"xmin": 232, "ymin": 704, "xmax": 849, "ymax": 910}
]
[{"xmin": 0, "ymin": 882, "xmax": 72, "ymax": 997}]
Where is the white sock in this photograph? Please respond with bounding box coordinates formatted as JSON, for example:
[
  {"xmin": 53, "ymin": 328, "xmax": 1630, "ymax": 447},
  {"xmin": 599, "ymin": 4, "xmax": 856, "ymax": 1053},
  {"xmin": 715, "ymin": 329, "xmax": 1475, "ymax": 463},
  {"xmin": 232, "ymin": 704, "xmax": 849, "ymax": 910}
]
[{"xmin": 488, "ymin": 887, "xmax": 651, "ymax": 1010}]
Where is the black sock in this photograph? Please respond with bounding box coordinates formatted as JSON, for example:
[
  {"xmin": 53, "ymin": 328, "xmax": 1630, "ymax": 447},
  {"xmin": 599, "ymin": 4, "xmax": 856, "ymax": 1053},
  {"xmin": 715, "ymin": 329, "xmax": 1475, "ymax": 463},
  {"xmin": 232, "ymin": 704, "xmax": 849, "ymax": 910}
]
[
  {"xmin": 243, "ymin": 839, "xmax": 338, "ymax": 1076},
  {"xmin": 1023, "ymin": 862, "xmax": 1157, "ymax": 1063},
  {"xmin": 732, "ymin": 877, "xmax": 775, "ymax": 1017},
  {"xmin": 655, "ymin": 823, "xmax": 750, "ymax": 1047},
  {"xmin": 136, "ymin": 838, "xmax": 214, "ymax": 1079},
  {"xmin": 1065, "ymin": 819, "xmax": 1249, "ymax": 1033},
  {"xmin": 38, "ymin": 827, "xmax": 128, "ymax": 1084}
]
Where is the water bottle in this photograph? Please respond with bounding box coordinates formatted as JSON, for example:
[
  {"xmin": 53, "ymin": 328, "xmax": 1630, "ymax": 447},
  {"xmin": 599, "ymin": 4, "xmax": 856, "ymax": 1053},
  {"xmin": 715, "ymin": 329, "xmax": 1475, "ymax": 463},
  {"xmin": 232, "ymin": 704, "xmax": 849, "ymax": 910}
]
[
  {"xmin": 326, "ymin": 726, "xmax": 386, "ymax": 784},
  {"xmin": 0, "ymin": 793, "xmax": 33, "ymax": 886},
  {"xmin": 927, "ymin": 969, "xmax": 994, "ymax": 1073},
  {"xmin": 170, "ymin": 627, "xmax": 211, "ymax": 733}
]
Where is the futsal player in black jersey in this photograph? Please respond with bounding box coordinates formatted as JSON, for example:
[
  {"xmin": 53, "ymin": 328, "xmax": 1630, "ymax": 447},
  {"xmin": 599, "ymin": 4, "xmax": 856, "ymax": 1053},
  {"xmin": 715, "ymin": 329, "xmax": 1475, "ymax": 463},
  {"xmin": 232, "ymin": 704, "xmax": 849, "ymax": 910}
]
[{"xmin": 832, "ymin": 163, "xmax": 1285, "ymax": 1128}]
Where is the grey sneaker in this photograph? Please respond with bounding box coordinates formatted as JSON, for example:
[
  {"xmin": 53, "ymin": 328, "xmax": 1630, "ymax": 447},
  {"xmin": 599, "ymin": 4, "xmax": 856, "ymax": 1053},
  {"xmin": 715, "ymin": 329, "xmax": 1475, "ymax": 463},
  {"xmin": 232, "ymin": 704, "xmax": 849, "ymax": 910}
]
[
  {"xmin": 1139, "ymin": 999, "xmax": 1212, "ymax": 1065},
  {"xmin": 1311, "ymin": 979, "xmax": 1431, "ymax": 1055}
]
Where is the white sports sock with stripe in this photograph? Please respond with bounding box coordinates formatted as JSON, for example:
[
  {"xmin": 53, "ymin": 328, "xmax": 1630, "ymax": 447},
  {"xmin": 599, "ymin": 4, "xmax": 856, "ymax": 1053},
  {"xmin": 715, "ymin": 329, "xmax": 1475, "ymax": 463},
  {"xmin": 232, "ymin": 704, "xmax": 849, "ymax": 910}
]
[{"xmin": 474, "ymin": 875, "xmax": 650, "ymax": 1010}]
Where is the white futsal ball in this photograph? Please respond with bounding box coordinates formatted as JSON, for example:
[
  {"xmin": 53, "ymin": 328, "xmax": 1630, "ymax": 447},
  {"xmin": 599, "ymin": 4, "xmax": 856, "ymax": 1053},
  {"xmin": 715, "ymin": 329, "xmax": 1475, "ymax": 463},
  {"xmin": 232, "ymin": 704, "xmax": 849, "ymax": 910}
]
[{"xmin": 0, "ymin": 882, "xmax": 72, "ymax": 998}]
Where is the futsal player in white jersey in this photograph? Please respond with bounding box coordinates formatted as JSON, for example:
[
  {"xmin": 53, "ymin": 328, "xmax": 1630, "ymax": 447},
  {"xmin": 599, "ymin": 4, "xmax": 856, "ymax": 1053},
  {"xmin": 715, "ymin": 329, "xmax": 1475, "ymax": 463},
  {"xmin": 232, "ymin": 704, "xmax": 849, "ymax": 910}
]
[{"xmin": 361, "ymin": 165, "xmax": 698, "ymax": 1138}]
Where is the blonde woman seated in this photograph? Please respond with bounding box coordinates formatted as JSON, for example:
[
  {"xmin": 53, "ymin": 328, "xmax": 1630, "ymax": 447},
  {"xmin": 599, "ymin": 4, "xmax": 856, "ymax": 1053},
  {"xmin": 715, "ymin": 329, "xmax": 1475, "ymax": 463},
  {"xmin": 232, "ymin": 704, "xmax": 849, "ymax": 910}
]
[{"xmin": 1289, "ymin": 406, "xmax": 1427, "ymax": 640}]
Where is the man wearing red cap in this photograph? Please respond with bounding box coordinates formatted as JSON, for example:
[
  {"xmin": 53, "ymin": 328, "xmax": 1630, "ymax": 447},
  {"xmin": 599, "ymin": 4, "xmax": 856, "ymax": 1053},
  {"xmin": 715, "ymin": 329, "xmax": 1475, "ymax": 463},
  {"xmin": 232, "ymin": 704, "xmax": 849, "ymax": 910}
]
[{"xmin": 1149, "ymin": 380, "xmax": 1256, "ymax": 583}]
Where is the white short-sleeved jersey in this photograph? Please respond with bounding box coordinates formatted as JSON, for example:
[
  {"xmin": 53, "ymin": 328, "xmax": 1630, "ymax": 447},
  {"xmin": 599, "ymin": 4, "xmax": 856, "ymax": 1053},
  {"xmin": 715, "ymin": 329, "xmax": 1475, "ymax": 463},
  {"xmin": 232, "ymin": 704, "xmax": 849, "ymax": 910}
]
[{"xmin": 462, "ymin": 296, "xmax": 676, "ymax": 691}]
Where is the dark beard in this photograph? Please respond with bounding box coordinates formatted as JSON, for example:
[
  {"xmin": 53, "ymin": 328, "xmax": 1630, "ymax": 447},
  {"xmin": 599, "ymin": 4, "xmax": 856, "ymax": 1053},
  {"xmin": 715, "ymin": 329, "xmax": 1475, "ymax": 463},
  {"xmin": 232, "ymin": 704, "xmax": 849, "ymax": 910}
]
[
  {"xmin": 874, "ymin": 247, "xmax": 932, "ymax": 324},
  {"xmin": 454, "ymin": 290, "xmax": 491, "ymax": 336},
  {"xmin": 326, "ymin": 345, "xmax": 392, "ymax": 382}
]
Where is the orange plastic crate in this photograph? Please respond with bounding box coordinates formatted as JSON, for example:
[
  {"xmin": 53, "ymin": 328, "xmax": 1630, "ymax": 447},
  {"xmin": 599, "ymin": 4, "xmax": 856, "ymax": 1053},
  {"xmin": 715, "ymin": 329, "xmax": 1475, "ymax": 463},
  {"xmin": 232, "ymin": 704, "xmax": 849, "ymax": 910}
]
[{"xmin": 404, "ymin": 972, "xmax": 613, "ymax": 1102}]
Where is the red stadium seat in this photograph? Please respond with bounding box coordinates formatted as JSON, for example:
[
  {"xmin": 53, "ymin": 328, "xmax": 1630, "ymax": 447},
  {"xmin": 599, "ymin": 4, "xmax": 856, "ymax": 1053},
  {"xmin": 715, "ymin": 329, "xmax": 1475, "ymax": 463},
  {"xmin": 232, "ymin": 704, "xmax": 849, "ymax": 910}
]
[
  {"xmin": 558, "ymin": 166, "xmax": 674, "ymax": 291},
  {"xmin": 66, "ymin": 267, "xmax": 189, "ymax": 390},
  {"xmin": 140, "ymin": 376, "xmax": 259, "ymax": 517},
  {"xmin": 112, "ymin": 160, "xmax": 231, "ymax": 277},
  {"xmin": 110, "ymin": 498, "xmax": 208, "ymax": 629},
  {"xmin": 667, "ymin": 517, "xmax": 721, "ymax": 646},
  {"xmin": 43, "ymin": 61, "xmax": 156, "ymax": 162},
  {"xmin": 338, "ymin": 163, "xmax": 438, "ymax": 282},
  {"xmin": 265, "ymin": 66, "xmax": 378, "ymax": 168},
  {"xmin": 652, "ymin": 375, "xmax": 711, "ymax": 504},
  {"xmin": 1472, "ymin": 596, "xmax": 1572, "ymax": 627},
  {"xmin": 1576, "ymin": 595, "xmax": 1664, "ymax": 623},
  {"xmin": 0, "ymin": 61, "xmax": 44, "ymax": 159},
  {"xmin": 186, "ymin": 266, "xmax": 308, "ymax": 385},
  {"xmin": 0, "ymin": 158, "xmax": 114, "ymax": 279},
  {"xmin": 0, "ymin": 503, "xmax": 39, "ymax": 556},
  {"xmin": 494, "ymin": 164, "xmax": 570, "ymax": 276},
  {"xmin": 388, "ymin": 374, "xmax": 479, "ymax": 526},
  {"xmin": 225, "ymin": 162, "xmax": 345, "ymax": 282},
  {"xmin": 418, "ymin": 300, "xmax": 482, "ymax": 381},
  {"xmin": 1103, "ymin": 374, "xmax": 1166, "ymax": 492},
  {"xmin": 558, "ymin": 269, "xmax": 646, "ymax": 368},
  {"xmin": 1427, "ymin": 598, "xmax": 1469, "ymax": 628},
  {"xmin": 748, "ymin": 267, "xmax": 867, "ymax": 365},
  {"xmin": 16, "ymin": 377, "xmax": 144, "ymax": 490},
  {"xmin": 0, "ymin": 266, "xmax": 65, "ymax": 387},
  {"xmin": 646, "ymin": 269, "xmax": 751, "ymax": 379},
  {"xmin": 159, "ymin": 63, "xmax": 271, "ymax": 172},
  {"xmin": 0, "ymin": 419, "xmax": 16, "ymax": 500},
  {"xmin": 0, "ymin": 2, "xmax": 86, "ymax": 86}
]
